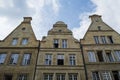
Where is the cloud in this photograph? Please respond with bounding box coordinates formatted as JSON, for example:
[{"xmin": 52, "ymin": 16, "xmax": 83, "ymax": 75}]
[
  {"xmin": 0, "ymin": 0, "xmax": 60, "ymax": 40},
  {"xmin": 73, "ymin": 0, "xmax": 120, "ymax": 39}
]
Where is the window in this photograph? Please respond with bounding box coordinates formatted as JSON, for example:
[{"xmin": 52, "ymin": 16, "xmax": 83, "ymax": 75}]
[
  {"xmin": 18, "ymin": 74, "xmax": 28, "ymax": 80},
  {"xmin": 22, "ymin": 54, "xmax": 31, "ymax": 65},
  {"xmin": 0, "ymin": 53, "xmax": 7, "ymax": 64},
  {"xmin": 88, "ymin": 51, "xmax": 96, "ymax": 62},
  {"xmin": 114, "ymin": 51, "xmax": 120, "ymax": 61},
  {"xmin": 45, "ymin": 54, "xmax": 52, "ymax": 65},
  {"xmin": 98, "ymin": 26, "xmax": 101, "ymax": 30},
  {"xmin": 4, "ymin": 74, "xmax": 13, "ymax": 80},
  {"xmin": 69, "ymin": 55, "xmax": 76, "ymax": 65},
  {"xmin": 22, "ymin": 38, "xmax": 28, "ymax": 45},
  {"xmin": 12, "ymin": 38, "xmax": 18, "ymax": 45},
  {"xmin": 112, "ymin": 71, "xmax": 120, "ymax": 80},
  {"xmin": 92, "ymin": 71, "xmax": 100, "ymax": 80},
  {"xmin": 102, "ymin": 71, "xmax": 112, "ymax": 80},
  {"xmin": 56, "ymin": 74, "xmax": 65, "ymax": 80},
  {"xmin": 106, "ymin": 51, "xmax": 114, "ymax": 62},
  {"xmin": 94, "ymin": 36, "xmax": 99, "ymax": 44},
  {"xmin": 54, "ymin": 39, "xmax": 59, "ymax": 48},
  {"xmin": 101, "ymin": 36, "xmax": 107, "ymax": 44},
  {"xmin": 107, "ymin": 36, "xmax": 113, "ymax": 43},
  {"xmin": 9, "ymin": 53, "xmax": 19, "ymax": 65},
  {"xmin": 57, "ymin": 54, "xmax": 64, "ymax": 65},
  {"xmin": 62, "ymin": 39, "xmax": 67, "ymax": 48},
  {"xmin": 69, "ymin": 74, "xmax": 77, "ymax": 80},
  {"xmin": 44, "ymin": 74, "xmax": 53, "ymax": 80},
  {"xmin": 97, "ymin": 51, "xmax": 104, "ymax": 62}
]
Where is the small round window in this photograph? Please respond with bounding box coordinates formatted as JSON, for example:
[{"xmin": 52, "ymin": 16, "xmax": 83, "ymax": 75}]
[{"xmin": 22, "ymin": 27, "xmax": 26, "ymax": 30}]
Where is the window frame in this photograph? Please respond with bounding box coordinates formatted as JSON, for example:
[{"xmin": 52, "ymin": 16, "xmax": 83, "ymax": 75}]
[
  {"xmin": 57, "ymin": 54, "xmax": 64, "ymax": 65},
  {"xmin": 62, "ymin": 39, "xmax": 67, "ymax": 48},
  {"xmin": 69, "ymin": 73, "xmax": 78, "ymax": 80},
  {"xmin": 9, "ymin": 53, "xmax": 19, "ymax": 65},
  {"xmin": 45, "ymin": 54, "xmax": 52, "ymax": 65},
  {"xmin": 88, "ymin": 51, "xmax": 96, "ymax": 62},
  {"xmin": 92, "ymin": 71, "xmax": 100, "ymax": 80},
  {"xmin": 12, "ymin": 38, "xmax": 18, "ymax": 45},
  {"xmin": 22, "ymin": 53, "xmax": 31, "ymax": 65},
  {"xmin": 94, "ymin": 36, "xmax": 100, "ymax": 44},
  {"xmin": 53, "ymin": 39, "xmax": 59, "ymax": 48},
  {"xmin": 0, "ymin": 53, "xmax": 7, "ymax": 64},
  {"xmin": 21, "ymin": 38, "xmax": 28, "ymax": 45},
  {"xmin": 44, "ymin": 73, "xmax": 53, "ymax": 80},
  {"xmin": 69, "ymin": 54, "xmax": 76, "ymax": 65},
  {"xmin": 17, "ymin": 73, "xmax": 28, "ymax": 80}
]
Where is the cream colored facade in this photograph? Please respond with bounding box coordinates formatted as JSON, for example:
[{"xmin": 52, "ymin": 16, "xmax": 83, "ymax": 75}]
[
  {"xmin": 81, "ymin": 15, "xmax": 120, "ymax": 80},
  {"xmin": 35, "ymin": 21, "xmax": 85, "ymax": 80},
  {"xmin": 0, "ymin": 14, "xmax": 120, "ymax": 80},
  {"xmin": 0, "ymin": 17, "xmax": 39, "ymax": 80}
]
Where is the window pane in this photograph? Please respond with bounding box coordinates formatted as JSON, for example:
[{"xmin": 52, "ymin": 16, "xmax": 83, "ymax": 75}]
[
  {"xmin": 62, "ymin": 39, "xmax": 67, "ymax": 48},
  {"xmin": 114, "ymin": 51, "xmax": 120, "ymax": 61},
  {"xmin": 45, "ymin": 54, "xmax": 52, "ymax": 65},
  {"xmin": 54, "ymin": 39, "xmax": 59, "ymax": 48},
  {"xmin": 44, "ymin": 74, "xmax": 53, "ymax": 80},
  {"xmin": 112, "ymin": 71, "xmax": 120, "ymax": 80},
  {"xmin": 107, "ymin": 36, "xmax": 113, "ymax": 44},
  {"xmin": 56, "ymin": 74, "xmax": 65, "ymax": 80},
  {"xmin": 69, "ymin": 55, "xmax": 76, "ymax": 65},
  {"xmin": 69, "ymin": 74, "xmax": 77, "ymax": 80},
  {"xmin": 12, "ymin": 38, "xmax": 18, "ymax": 45},
  {"xmin": 18, "ymin": 74, "xmax": 28, "ymax": 80},
  {"xmin": 88, "ymin": 51, "xmax": 96, "ymax": 62},
  {"xmin": 102, "ymin": 71, "xmax": 112, "ymax": 80},
  {"xmin": 22, "ymin": 38, "xmax": 28, "ymax": 45},
  {"xmin": 0, "ymin": 53, "xmax": 7, "ymax": 64},
  {"xmin": 9, "ymin": 53, "xmax": 19, "ymax": 65},
  {"xmin": 57, "ymin": 54, "xmax": 64, "ymax": 65},
  {"xmin": 4, "ymin": 74, "xmax": 13, "ymax": 80},
  {"xmin": 92, "ymin": 71, "xmax": 100, "ymax": 80},
  {"xmin": 101, "ymin": 36, "xmax": 107, "ymax": 44},
  {"xmin": 22, "ymin": 54, "xmax": 31, "ymax": 65},
  {"xmin": 94, "ymin": 36, "xmax": 99, "ymax": 44},
  {"xmin": 106, "ymin": 51, "xmax": 114, "ymax": 62}
]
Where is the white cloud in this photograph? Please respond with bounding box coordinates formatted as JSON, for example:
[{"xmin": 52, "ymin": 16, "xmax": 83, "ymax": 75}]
[
  {"xmin": 0, "ymin": 0, "xmax": 60, "ymax": 40},
  {"xmin": 73, "ymin": 0, "xmax": 120, "ymax": 39}
]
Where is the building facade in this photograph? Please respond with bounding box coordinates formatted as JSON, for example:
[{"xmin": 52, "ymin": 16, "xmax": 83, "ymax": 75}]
[
  {"xmin": 0, "ymin": 17, "xmax": 39, "ymax": 80},
  {"xmin": 0, "ymin": 14, "xmax": 120, "ymax": 80}
]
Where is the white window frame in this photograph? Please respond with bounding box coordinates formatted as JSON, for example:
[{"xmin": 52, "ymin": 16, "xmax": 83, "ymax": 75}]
[
  {"xmin": 9, "ymin": 53, "xmax": 19, "ymax": 65},
  {"xmin": 102, "ymin": 71, "xmax": 112, "ymax": 80},
  {"xmin": 22, "ymin": 53, "xmax": 31, "ymax": 65},
  {"xmin": 69, "ymin": 54, "xmax": 76, "ymax": 65},
  {"xmin": 12, "ymin": 38, "xmax": 18, "ymax": 45},
  {"xmin": 69, "ymin": 74, "xmax": 77, "ymax": 80},
  {"xmin": 22, "ymin": 38, "xmax": 28, "ymax": 45},
  {"xmin": 114, "ymin": 51, "xmax": 120, "ymax": 61},
  {"xmin": 56, "ymin": 74, "xmax": 65, "ymax": 80},
  {"xmin": 45, "ymin": 54, "xmax": 52, "ymax": 65},
  {"xmin": 62, "ymin": 39, "xmax": 67, "ymax": 48},
  {"xmin": 88, "ymin": 51, "xmax": 96, "ymax": 62},
  {"xmin": 0, "ymin": 53, "xmax": 7, "ymax": 64},
  {"xmin": 18, "ymin": 74, "xmax": 27, "ymax": 80},
  {"xmin": 94, "ymin": 36, "xmax": 99, "ymax": 44},
  {"xmin": 44, "ymin": 74, "xmax": 53, "ymax": 80}
]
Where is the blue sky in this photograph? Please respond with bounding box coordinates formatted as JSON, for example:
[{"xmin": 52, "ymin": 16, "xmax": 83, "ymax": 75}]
[{"xmin": 0, "ymin": 0, "xmax": 120, "ymax": 40}]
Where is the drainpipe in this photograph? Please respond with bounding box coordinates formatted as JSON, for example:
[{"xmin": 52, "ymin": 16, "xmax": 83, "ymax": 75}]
[
  {"xmin": 33, "ymin": 41, "xmax": 40, "ymax": 80},
  {"xmin": 79, "ymin": 42, "xmax": 88, "ymax": 80}
]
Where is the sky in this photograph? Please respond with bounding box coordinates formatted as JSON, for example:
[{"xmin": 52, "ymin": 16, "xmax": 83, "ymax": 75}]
[{"xmin": 0, "ymin": 0, "xmax": 120, "ymax": 40}]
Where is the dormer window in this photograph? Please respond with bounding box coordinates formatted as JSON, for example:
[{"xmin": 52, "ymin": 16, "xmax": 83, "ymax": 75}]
[
  {"xmin": 53, "ymin": 39, "xmax": 59, "ymax": 48},
  {"xmin": 12, "ymin": 38, "xmax": 18, "ymax": 45},
  {"xmin": 22, "ymin": 38, "xmax": 28, "ymax": 45}
]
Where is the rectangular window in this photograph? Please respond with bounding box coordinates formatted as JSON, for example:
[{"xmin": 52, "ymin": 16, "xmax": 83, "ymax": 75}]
[
  {"xmin": 18, "ymin": 74, "xmax": 28, "ymax": 80},
  {"xmin": 57, "ymin": 54, "xmax": 64, "ymax": 65},
  {"xmin": 4, "ymin": 74, "xmax": 13, "ymax": 80},
  {"xmin": 114, "ymin": 51, "xmax": 120, "ymax": 61},
  {"xmin": 107, "ymin": 36, "xmax": 113, "ymax": 43},
  {"xmin": 56, "ymin": 74, "xmax": 65, "ymax": 80},
  {"xmin": 22, "ymin": 38, "xmax": 28, "ymax": 45},
  {"xmin": 54, "ymin": 39, "xmax": 59, "ymax": 48},
  {"xmin": 69, "ymin": 54, "xmax": 76, "ymax": 65},
  {"xmin": 22, "ymin": 53, "xmax": 31, "ymax": 65},
  {"xmin": 45, "ymin": 54, "xmax": 52, "ymax": 65},
  {"xmin": 88, "ymin": 51, "xmax": 96, "ymax": 62},
  {"xmin": 44, "ymin": 74, "xmax": 53, "ymax": 80},
  {"xmin": 62, "ymin": 39, "xmax": 67, "ymax": 48},
  {"xmin": 0, "ymin": 53, "xmax": 7, "ymax": 64},
  {"xmin": 106, "ymin": 51, "xmax": 114, "ymax": 62},
  {"xmin": 9, "ymin": 53, "xmax": 19, "ymax": 65},
  {"xmin": 92, "ymin": 71, "xmax": 100, "ymax": 80},
  {"xmin": 102, "ymin": 71, "xmax": 112, "ymax": 80},
  {"xmin": 97, "ymin": 51, "xmax": 104, "ymax": 62},
  {"xmin": 112, "ymin": 71, "xmax": 120, "ymax": 80},
  {"xmin": 69, "ymin": 74, "xmax": 77, "ymax": 80},
  {"xmin": 12, "ymin": 38, "xmax": 18, "ymax": 45},
  {"xmin": 101, "ymin": 36, "xmax": 107, "ymax": 44},
  {"xmin": 94, "ymin": 36, "xmax": 99, "ymax": 44}
]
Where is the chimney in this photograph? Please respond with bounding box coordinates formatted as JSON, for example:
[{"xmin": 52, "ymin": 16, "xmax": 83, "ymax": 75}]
[
  {"xmin": 23, "ymin": 17, "xmax": 32, "ymax": 23},
  {"xmin": 89, "ymin": 14, "xmax": 103, "ymax": 22}
]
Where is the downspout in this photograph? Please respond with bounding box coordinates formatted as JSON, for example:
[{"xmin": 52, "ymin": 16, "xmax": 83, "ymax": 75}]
[
  {"xmin": 33, "ymin": 40, "xmax": 40, "ymax": 80},
  {"xmin": 79, "ymin": 42, "xmax": 88, "ymax": 80}
]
